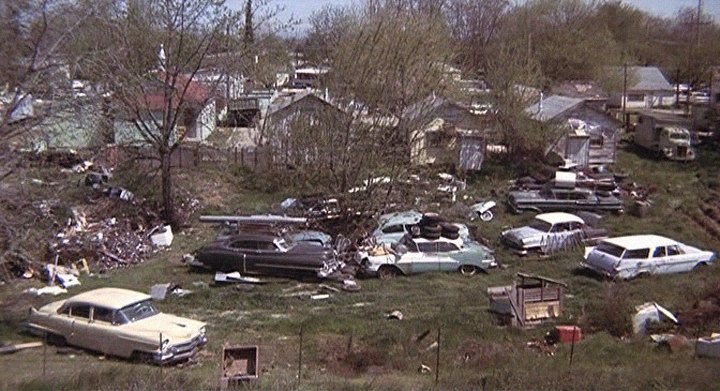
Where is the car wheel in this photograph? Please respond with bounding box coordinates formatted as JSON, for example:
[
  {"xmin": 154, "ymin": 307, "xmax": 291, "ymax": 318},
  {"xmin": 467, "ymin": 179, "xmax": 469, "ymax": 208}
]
[
  {"xmin": 422, "ymin": 224, "xmax": 442, "ymax": 234},
  {"xmin": 442, "ymin": 232, "xmax": 460, "ymax": 240},
  {"xmin": 459, "ymin": 265, "xmax": 477, "ymax": 276},
  {"xmin": 422, "ymin": 231, "xmax": 442, "ymax": 240},
  {"xmin": 377, "ymin": 266, "xmax": 399, "ymax": 280},
  {"xmin": 439, "ymin": 222, "xmax": 460, "ymax": 233},
  {"xmin": 480, "ymin": 210, "xmax": 494, "ymax": 221}
]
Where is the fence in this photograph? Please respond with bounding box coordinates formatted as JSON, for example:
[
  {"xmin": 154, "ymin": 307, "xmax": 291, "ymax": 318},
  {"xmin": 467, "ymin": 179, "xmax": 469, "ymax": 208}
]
[{"xmin": 95, "ymin": 143, "xmax": 271, "ymax": 171}]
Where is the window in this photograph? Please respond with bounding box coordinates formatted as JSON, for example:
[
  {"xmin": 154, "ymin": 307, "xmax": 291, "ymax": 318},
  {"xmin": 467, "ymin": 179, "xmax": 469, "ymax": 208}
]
[
  {"xmin": 70, "ymin": 305, "xmax": 91, "ymax": 319},
  {"xmin": 93, "ymin": 307, "xmax": 114, "ymax": 323},
  {"xmin": 230, "ymin": 240, "xmax": 257, "ymax": 250},
  {"xmin": 418, "ymin": 242, "xmax": 437, "ymax": 253},
  {"xmin": 627, "ymin": 94, "xmax": 645, "ymax": 102},
  {"xmin": 624, "ymin": 248, "xmax": 649, "ymax": 259},
  {"xmin": 436, "ymin": 242, "xmax": 460, "ymax": 252},
  {"xmin": 550, "ymin": 223, "xmax": 569, "ymax": 233},
  {"xmin": 426, "ymin": 131, "xmax": 443, "ymax": 148},
  {"xmin": 256, "ymin": 241, "xmax": 277, "ymax": 251},
  {"xmin": 569, "ymin": 192, "xmax": 589, "ymax": 200},
  {"xmin": 529, "ymin": 219, "xmax": 552, "ymax": 232},
  {"xmin": 382, "ymin": 224, "xmax": 405, "ymax": 234},
  {"xmin": 595, "ymin": 242, "xmax": 625, "ymax": 258},
  {"xmin": 118, "ymin": 300, "xmax": 159, "ymax": 323},
  {"xmin": 590, "ymin": 137, "xmax": 604, "ymax": 147},
  {"xmin": 667, "ymin": 245, "xmax": 682, "ymax": 256},
  {"xmin": 652, "ymin": 247, "xmax": 667, "ymax": 258}
]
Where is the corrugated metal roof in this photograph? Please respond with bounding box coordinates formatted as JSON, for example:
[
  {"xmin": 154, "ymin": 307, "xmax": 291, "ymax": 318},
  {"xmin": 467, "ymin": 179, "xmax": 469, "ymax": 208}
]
[{"xmin": 524, "ymin": 95, "xmax": 584, "ymax": 122}]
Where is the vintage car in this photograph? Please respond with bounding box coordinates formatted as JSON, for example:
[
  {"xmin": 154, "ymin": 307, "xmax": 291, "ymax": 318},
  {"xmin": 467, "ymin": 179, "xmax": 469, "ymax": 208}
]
[
  {"xmin": 501, "ymin": 212, "xmax": 608, "ymax": 255},
  {"xmin": 26, "ymin": 288, "xmax": 207, "ymax": 364},
  {"xmin": 357, "ymin": 234, "xmax": 496, "ymax": 279},
  {"xmin": 507, "ymin": 185, "xmax": 624, "ymax": 214},
  {"xmin": 581, "ymin": 234, "xmax": 716, "ymax": 280},
  {"xmin": 191, "ymin": 233, "xmax": 339, "ymax": 278},
  {"xmin": 371, "ymin": 210, "xmax": 470, "ymax": 244}
]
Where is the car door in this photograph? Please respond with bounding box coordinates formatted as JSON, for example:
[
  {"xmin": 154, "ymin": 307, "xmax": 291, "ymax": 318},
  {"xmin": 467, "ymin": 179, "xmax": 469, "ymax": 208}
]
[
  {"xmin": 651, "ymin": 246, "xmax": 668, "ymax": 274},
  {"xmin": 249, "ymin": 239, "xmax": 286, "ymax": 276},
  {"xmin": 84, "ymin": 306, "xmax": 120, "ymax": 356},
  {"xmin": 436, "ymin": 241, "xmax": 462, "ymax": 271},
  {"xmin": 223, "ymin": 240, "xmax": 254, "ymax": 272},
  {"xmin": 665, "ymin": 244, "xmax": 693, "ymax": 273},
  {"xmin": 407, "ymin": 242, "xmax": 440, "ymax": 274},
  {"xmin": 64, "ymin": 304, "xmax": 94, "ymax": 350}
]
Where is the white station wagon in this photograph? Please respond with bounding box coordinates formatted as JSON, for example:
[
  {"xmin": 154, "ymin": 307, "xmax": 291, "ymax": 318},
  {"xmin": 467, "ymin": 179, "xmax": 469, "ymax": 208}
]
[
  {"xmin": 582, "ymin": 234, "xmax": 716, "ymax": 279},
  {"xmin": 27, "ymin": 287, "xmax": 207, "ymax": 364}
]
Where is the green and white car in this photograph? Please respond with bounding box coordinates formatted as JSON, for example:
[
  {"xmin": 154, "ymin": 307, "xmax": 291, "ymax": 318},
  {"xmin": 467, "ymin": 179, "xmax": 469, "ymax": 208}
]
[{"xmin": 357, "ymin": 234, "xmax": 496, "ymax": 279}]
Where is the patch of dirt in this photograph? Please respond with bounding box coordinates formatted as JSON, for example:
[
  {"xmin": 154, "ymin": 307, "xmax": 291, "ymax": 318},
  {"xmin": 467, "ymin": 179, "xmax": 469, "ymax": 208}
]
[
  {"xmin": 678, "ymin": 283, "xmax": 720, "ymax": 337},
  {"xmin": 454, "ymin": 340, "xmax": 508, "ymax": 367},
  {"xmin": 315, "ymin": 334, "xmax": 391, "ymax": 377}
]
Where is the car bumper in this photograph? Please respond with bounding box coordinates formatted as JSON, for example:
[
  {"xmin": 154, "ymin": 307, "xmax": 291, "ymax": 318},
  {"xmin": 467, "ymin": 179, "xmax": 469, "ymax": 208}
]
[
  {"xmin": 153, "ymin": 334, "xmax": 208, "ymax": 364},
  {"xmin": 580, "ymin": 262, "xmax": 618, "ymax": 279}
]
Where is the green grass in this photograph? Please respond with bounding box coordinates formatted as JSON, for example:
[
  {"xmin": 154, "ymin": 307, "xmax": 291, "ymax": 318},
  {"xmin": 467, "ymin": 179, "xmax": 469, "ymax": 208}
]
[{"xmin": 2, "ymin": 146, "xmax": 720, "ymax": 390}]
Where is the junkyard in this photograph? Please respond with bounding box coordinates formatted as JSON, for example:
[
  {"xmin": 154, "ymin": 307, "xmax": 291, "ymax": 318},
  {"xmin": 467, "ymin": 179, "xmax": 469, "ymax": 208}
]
[{"xmin": 2, "ymin": 0, "xmax": 720, "ymax": 390}]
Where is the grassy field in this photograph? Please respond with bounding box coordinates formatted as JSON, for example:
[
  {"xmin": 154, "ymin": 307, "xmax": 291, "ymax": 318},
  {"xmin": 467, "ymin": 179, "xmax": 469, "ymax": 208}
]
[{"xmin": 1, "ymin": 142, "xmax": 720, "ymax": 390}]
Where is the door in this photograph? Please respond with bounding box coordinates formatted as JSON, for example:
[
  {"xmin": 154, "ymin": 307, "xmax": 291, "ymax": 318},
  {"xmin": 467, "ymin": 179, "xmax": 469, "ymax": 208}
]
[
  {"xmin": 458, "ymin": 136, "xmax": 485, "ymax": 171},
  {"xmin": 436, "ymin": 241, "xmax": 462, "ymax": 271},
  {"xmin": 408, "ymin": 242, "xmax": 441, "ymax": 274},
  {"xmin": 64, "ymin": 304, "xmax": 94, "ymax": 349},
  {"xmin": 84, "ymin": 306, "xmax": 121, "ymax": 356}
]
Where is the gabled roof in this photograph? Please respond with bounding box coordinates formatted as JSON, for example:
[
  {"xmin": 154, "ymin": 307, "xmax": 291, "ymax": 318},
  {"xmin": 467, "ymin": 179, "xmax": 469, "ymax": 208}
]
[
  {"xmin": 608, "ymin": 66, "xmax": 673, "ymax": 92},
  {"xmin": 267, "ymin": 90, "xmax": 338, "ymax": 116},
  {"xmin": 525, "ymin": 95, "xmax": 584, "ymax": 122},
  {"xmin": 137, "ymin": 71, "xmax": 212, "ymax": 111}
]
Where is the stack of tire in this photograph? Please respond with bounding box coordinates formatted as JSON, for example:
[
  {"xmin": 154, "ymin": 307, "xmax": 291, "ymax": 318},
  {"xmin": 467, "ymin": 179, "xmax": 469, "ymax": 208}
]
[{"xmin": 417, "ymin": 213, "xmax": 460, "ymax": 240}]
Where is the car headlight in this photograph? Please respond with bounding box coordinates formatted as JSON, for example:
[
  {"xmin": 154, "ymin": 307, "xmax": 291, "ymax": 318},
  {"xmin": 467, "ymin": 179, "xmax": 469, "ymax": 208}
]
[
  {"xmin": 161, "ymin": 338, "xmax": 170, "ymax": 350},
  {"xmin": 199, "ymin": 326, "xmax": 206, "ymax": 335}
]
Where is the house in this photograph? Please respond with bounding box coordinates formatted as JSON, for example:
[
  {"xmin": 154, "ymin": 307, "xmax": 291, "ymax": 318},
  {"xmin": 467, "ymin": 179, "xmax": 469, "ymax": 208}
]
[
  {"xmin": 405, "ymin": 95, "xmax": 492, "ymax": 171},
  {"xmin": 525, "ymin": 94, "xmax": 621, "ymax": 167},
  {"xmin": 550, "ymin": 80, "xmax": 608, "ymax": 111},
  {"xmin": 263, "ymin": 90, "xmax": 345, "ymax": 164},
  {"xmin": 608, "ymin": 66, "xmax": 675, "ymax": 109},
  {"xmin": 114, "ymin": 72, "xmax": 216, "ymax": 145}
]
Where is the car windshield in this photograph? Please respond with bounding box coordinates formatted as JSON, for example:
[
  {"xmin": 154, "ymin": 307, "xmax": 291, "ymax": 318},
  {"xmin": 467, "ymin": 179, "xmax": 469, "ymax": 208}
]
[
  {"xmin": 595, "ymin": 242, "xmax": 625, "ymax": 258},
  {"xmin": 528, "ymin": 219, "xmax": 552, "ymax": 232},
  {"xmin": 118, "ymin": 299, "xmax": 159, "ymax": 323}
]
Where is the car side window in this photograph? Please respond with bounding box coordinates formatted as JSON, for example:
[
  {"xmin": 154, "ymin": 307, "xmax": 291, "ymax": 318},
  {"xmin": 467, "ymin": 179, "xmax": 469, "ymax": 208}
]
[
  {"xmin": 70, "ymin": 305, "xmax": 91, "ymax": 319},
  {"xmin": 230, "ymin": 240, "xmax": 257, "ymax": 250},
  {"xmin": 623, "ymin": 248, "xmax": 649, "ymax": 259},
  {"xmin": 436, "ymin": 242, "xmax": 459, "ymax": 252},
  {"xmin": 382, "ymin": 224, "xmax": 404, "ymax": 234},
  {"xmin": 652, "ymin": 247, "xmax": 666, "ymax": 258},
  {"xmin": 417, "ymin": 242, "xmax": 436, "ymax": 253},
  {"xmin": 257, "ymin": 241, "xmax": 277, "ymax": 251},
  {"xmin": 93, "ymin": 306, "xmax": 114, "ymax": 323},
  {"xmin": 667, "ymin": 245, "xmax": 682, "ymax": 256},
  {"xmin": 551, "ymin": 223, "xmax": 569, "ymax": 233}
]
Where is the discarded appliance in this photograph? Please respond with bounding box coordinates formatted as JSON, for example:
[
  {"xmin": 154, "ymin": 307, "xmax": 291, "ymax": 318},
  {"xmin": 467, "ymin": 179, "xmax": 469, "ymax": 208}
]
[
  {"xmin": 696, "ymin": 333, "xmax": 720, "ymax": 358},
  {"xmin": 633, "ymin": 302, "xmax": 679, "ymax": 335},
  {"xmin": 650, "ymin": 334, "xmax": 689, "ymax": 352},
  {"xmin": 220, "ymin": 345, "xmax": 259, "ymax": 389},
  {"xmin": 488, "ymin": 273, "xmax": 566, "ymax": 327},
  {"xmin": 149, "ymin": 225, "xmax": 174, "ymax": 247}
]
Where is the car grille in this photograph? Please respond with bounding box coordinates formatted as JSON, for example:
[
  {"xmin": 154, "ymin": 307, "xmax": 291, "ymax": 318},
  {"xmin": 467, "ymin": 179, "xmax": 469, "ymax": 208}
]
[{"xmin": 174, "ymin": 334, "xmax": 206, "ymax": 354}]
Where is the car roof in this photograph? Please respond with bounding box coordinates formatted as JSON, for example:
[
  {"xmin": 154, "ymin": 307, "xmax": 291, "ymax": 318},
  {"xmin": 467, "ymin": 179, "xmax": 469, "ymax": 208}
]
[
  {"xmin": 535, "ymin": 212, "xmax": 584, "ymax": 225},
  {"xmin": 65, "ymin": 288, "xmax": 152, "ymax": 310},
  {"xmin": 378, "ymin": 210, "xmax": 422, "ymax": 226},
  {"xmin": 602, "ymin": 235, "xmax": 676, "ymax": 250}
]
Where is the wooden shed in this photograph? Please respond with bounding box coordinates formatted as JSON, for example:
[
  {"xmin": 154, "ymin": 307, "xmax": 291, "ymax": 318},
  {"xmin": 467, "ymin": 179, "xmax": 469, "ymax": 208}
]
[{"xmin": 488, "ymin": 273, "xmax": 567, "ymax": 327}]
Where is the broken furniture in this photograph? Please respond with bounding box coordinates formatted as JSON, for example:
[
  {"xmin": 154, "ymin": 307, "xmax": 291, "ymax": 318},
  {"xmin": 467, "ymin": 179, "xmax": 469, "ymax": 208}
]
[
  {"xmin": 220, "ymin": 345, "xmax": 259, "ymax": 389},
  {"xmin": 488, "ymin": 273, "xmax": 566, "ymax": 327}
]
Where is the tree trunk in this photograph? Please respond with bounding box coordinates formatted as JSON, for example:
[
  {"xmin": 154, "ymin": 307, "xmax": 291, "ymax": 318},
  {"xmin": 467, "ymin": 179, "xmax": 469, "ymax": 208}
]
[{"xmin": 160, "ymin": 150, "xmax": 176, "ymax": 227}]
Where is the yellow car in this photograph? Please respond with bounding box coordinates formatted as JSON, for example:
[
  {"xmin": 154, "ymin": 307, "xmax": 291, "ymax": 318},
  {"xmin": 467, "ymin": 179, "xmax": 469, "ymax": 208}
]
[{"xmin": 27, "ymin": 287, "xmax": 207, "ymax": 364}]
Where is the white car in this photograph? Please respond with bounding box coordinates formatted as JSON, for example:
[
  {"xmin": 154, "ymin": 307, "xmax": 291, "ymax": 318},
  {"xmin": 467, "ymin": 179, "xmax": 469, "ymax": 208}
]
[
  {"xmin": 27, "ymin": 287, "xmax": 207, "ymax": 364},
  {"xmin": 582, "ymin": 235, "xmax": 716, "ymax": 280},
  {"xmin": 501, "ymin": 212, "xmax": 607, "ymax": 255}
]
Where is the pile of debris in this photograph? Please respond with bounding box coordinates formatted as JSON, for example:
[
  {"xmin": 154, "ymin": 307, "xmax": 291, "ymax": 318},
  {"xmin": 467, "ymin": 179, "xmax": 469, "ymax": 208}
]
[{"xmin": 47, "ymin": 199, "xmax": 160, "ymax": 273}]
